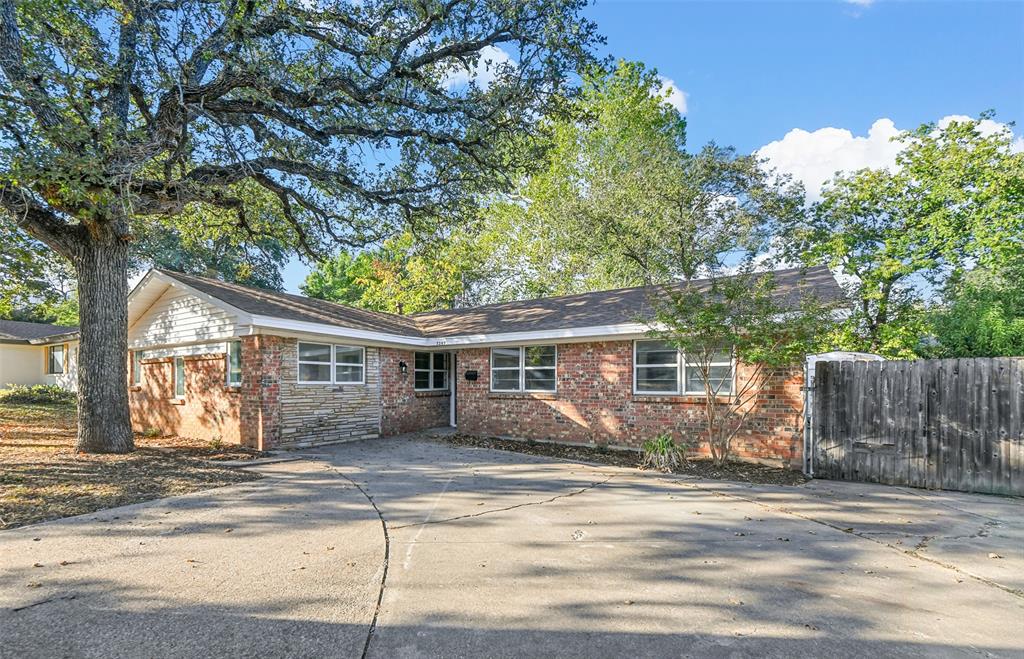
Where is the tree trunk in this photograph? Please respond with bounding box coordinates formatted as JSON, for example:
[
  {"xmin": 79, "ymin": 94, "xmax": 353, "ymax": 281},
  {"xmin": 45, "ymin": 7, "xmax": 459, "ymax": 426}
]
[{"xmin": 71, "ymin": 237, "xmax": 134, "ymax": 453}]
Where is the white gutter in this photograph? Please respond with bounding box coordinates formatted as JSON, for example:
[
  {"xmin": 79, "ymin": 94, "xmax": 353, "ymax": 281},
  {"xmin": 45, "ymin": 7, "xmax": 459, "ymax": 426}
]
[{"xmin": 248, "ymin": 315, "xmax": 654, "ymax": 348}]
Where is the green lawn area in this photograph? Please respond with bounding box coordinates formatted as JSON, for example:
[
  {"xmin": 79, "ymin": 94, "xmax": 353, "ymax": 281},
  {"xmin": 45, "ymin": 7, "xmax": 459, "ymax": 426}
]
[{"xmin": 0, "ymin": 401, "xmax": 264, "ymax": 530}]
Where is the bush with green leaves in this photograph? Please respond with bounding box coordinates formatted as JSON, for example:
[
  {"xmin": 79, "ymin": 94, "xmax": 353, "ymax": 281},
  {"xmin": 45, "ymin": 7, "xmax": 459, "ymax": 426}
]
[
  {"xmin": 0, "ymin": 384, "xmax": 77, "ymax": 405},
  {"xmin": 640, "ymin": 433, "xmax": 687, "ymax": 472}
]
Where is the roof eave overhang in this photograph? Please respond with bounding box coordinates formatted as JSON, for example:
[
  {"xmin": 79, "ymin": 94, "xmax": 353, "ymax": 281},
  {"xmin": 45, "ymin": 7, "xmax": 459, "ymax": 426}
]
[
  {"xmin": 248, "ymin": 315, "xmax": 654, "ymax": 348},
  {"xmin": 29, "ymin": 332, "xmax": 80, "ymax": 345}
]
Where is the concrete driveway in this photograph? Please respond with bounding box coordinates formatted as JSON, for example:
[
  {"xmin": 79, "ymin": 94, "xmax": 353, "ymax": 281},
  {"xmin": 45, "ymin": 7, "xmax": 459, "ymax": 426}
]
[{"xmin": 2, "ymin": 437, "xmax": 1022, "ymax": 658}]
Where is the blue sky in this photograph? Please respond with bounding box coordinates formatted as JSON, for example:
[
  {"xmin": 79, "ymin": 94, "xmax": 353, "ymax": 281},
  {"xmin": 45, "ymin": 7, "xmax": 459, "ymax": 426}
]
[{"xmin": 281, "ymin": 0, "xmax": 1024, "ymax": 292}]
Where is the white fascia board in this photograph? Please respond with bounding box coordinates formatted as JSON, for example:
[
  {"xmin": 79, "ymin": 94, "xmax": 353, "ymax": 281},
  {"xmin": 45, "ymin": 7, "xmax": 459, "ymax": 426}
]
[
  {"xmin": 249, "ymin": 315, "xmax": 654, "ymax": 348},
  {"xmin": 249, "ymin": 316, "xmax": 433, "ymax": 347},
  {"xmin": 434, "ymin": 322, "xmax": 654, "ymax": 347}
]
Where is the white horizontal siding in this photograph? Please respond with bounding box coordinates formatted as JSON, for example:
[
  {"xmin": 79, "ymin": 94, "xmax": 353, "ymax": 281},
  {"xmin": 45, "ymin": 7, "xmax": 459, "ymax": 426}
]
[{"xmin": 129, "ymin": 286, "xmax": 238, "ymax": 348}]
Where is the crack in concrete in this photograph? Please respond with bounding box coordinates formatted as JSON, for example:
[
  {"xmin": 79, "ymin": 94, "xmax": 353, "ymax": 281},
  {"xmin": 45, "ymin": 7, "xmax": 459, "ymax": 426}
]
[
  {"xmin": 321, "ymin": 465, "xmax": 390, "ymax": 659},
  {"xmin": 389, "ymin": 474, "xmax": 617, "ymax": 530},
  {"xmin": 655, "ymin": 476, "xmax": 1024, "ymax": 600},
  {"xmin": 319, "ymin": 462, "xmax": 615, "ymax": 658},
  {"xmin": 11, "ymin": 594, "xmax": 77, "ymax": 612}
]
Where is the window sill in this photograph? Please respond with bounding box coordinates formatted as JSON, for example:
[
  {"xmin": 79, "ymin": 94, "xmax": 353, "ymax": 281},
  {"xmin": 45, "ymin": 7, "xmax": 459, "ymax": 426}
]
[
  {"xmin": 414, "ymin": 390, "xmax": 450, "ymax": 398},
  {"xmin": 632, "ymin": 394, "xmax": 734, "ymax": 404},
  {"xmin": 129, "ymin": 385, "xmax": 142, "ymax": 392},
  {"xmin": 488, "ymin": 391, "xmax": 557, "ymax": 401},
  {"xmin": 169, "ymin": 398, "xmax": 185, "ymax": 406},
  {"xmin": 223, "ymin": 385, "xmax": 241, "ymax": 393}
]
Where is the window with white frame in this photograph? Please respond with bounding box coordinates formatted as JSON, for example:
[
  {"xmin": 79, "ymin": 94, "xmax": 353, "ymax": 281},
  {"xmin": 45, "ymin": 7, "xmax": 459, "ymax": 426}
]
[
  {"xmin": 489, "ymin": 345, "xmax": 556, "ymax": 392},
  {"xmin": 297, "ymin": 342, "xmax": 332, "ymax": 383},
  {"xmin": 684, "ymin": 352, "xmax": 734, "ymax": 394},
  {"xmin": 174, "ymin": 356, "xmax": 186, "ymax": 398},
  {"xmin": 132, "ymin": 350, "xmax": 143, "ymax": 385},
  {"xmin": 634, "ymin": 340, "xmax": 679, "ymax": 393},
  {"xmin": 297, "ymin": 342, "xmax": 365, "ymax": 384},
  {"xmin": 634, "ymin": 340, "xmax": 733, "ymax": 395},
  {"xmin": 226, "ymin": 341, "xmax": 242, "ymax": 386},
  {"xmin": 414, "ymin": 351, "xmax": 449, "ymax": 391},
  {"xmin": 45, "ymin": 344, "xmax": 64, "ymax": 375},
  {"xmin": 334, "ymin": 345, "xmax": 365, "ymax": 384}
]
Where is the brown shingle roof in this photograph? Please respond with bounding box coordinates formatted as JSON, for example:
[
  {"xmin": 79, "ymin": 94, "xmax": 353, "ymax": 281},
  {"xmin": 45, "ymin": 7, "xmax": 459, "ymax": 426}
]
[
  {"xmin": 159, "ymin": 265, "xmax": 844, "ymax": 339},
  {"xmin": 156, "ymin": 269, "xmax": 422, "ymax": 336},
  {"xmin": 0, "ymin": 320, "xmax": 79, "ymax": 343},
  {"xmin": 411, "ymin": 265, "xmax": 844, "ymax": 336}
]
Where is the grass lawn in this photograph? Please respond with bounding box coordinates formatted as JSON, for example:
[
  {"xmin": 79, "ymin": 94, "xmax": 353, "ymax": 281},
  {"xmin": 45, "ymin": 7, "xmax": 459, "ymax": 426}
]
[{"xmin": 0, "ymin": 402, "xmax": 265, "ymax": 530}]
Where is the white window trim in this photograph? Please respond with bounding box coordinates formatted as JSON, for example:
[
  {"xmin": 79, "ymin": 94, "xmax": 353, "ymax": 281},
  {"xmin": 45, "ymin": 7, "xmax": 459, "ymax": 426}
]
[
  {"xmin": 132, "ymin": 350, "xmax": 143, "ymax": 385},
  {"xmin": 489, "ymin": 345, "xmax": 558, "ymax": 393},
  {"xmin": 414, "ymin": 351, "xmax": 450, "ymax": 391},
  {"xmin": 173, "ymin": 356, "xmax": 186, "ymax": 398},
  {"xmin": 632, "ymin": 340, "xmax": 735, "ymax": 396},
  {"xmin": 45, "ymin": 344, "xmax": 65, "ymax": 375},
  {"xmin": 633, "ymin": 340, "xmax": 680, "ymax": 395},
  {"xmin": 682, "ymin": 354, "xmax": 735, "ymax": 396},
  {"xmin": 226, "ymin": 341, "xmax": 242, "ymax": 387},
  {"xmin": 333, "ymin": 345, "xmax": 366, "ymax": 385},
  {"xmin": 296, "ymin": 342, "xmax": 366, "ymax": 385}
]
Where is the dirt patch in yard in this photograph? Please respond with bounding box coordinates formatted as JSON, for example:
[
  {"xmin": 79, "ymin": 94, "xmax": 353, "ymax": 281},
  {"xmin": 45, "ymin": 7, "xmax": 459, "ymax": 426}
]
[
  {"xmin": 434, "ymin": 433, "xmax": 808, "ymax": 486},
  {"xmin": 0, "ymin": 402, "xmax": 266, "ymax": 530}
]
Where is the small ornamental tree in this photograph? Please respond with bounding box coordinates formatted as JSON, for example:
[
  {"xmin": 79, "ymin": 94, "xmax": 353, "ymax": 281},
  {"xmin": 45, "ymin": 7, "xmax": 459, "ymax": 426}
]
[{"xmin": 648, "ymin": 266, "xmax": 833, "ymax": 465}]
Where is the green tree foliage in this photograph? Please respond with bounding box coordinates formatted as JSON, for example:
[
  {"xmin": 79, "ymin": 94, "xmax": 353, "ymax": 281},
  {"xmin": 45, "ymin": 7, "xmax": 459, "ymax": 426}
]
[
  {"xmin": 927, "ymin": 261, "xmax": 1024, "ymax": 358},
  {"xmin": 0, "ymin": 0, "xmax": 599, "ymax": 452},
  {"xmin": 779, "ymin": 114, "xmax": 1024, "ymax": 358},
  {"xmin": 474, "ymin": 60, "xmax": 801, "ymax": 299},
  {"xmin": 0, "ymin": 218, "xmax": 77, "ymax": 324},
  {"xmin": 649, "ymin": 263, "xmax": 835, "ymax": 465},
  {"xmin": 302, "ymin": 231, "xmax": 483, "ymax": 313}
]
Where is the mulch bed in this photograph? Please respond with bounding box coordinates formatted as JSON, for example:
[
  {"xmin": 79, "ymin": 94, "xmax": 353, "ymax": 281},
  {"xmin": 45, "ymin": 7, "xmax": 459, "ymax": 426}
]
[
  {"xmin": 434, "ymin": 433, "xmax": 808, "ymax": 486},
  {"xmin": 0, "ymin": 402, "xmax": 266, "ymax": 530}
]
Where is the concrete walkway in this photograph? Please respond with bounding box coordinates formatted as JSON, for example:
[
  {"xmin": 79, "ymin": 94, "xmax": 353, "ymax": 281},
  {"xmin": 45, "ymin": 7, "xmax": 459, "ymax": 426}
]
[{"xmin": 2, "ymin": 437, "xmax": 1021, "ymax": 658}]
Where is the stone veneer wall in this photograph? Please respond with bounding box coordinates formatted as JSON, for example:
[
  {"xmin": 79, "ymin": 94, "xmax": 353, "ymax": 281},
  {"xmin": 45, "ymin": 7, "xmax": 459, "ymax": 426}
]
[
  {"xmin": 130, "ymin": 351, "xmax": 242, "ymax": 443},
  {"xmin": 380, "ymin": 348, "xmax": 450, "ymax": 436},
  {"xmin": 276, "ymin": 337, "xmax": 382, "ymax": 448},
  {"xmin": 454, "ymin": 341, "xmax": 806, "ymax": 468}
]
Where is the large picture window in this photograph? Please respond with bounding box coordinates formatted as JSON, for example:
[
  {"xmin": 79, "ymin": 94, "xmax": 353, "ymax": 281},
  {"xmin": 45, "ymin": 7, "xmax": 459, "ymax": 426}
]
[
  {"xmin": 634, "ymin": 340, "xmax": 733, "ymax": 395},
  {"xmin": 46, "ymin": 345, "xmax": 64, "ymax": 375},
  {"xmin": 489, "ymin": 345, "xmax": 557, "ymax": 392},
  {"xmin": 297, "ymin": 342, "xmax": 365, "ymax": 384},
  {"xmin": 414, "ymin": 352, "xmax": 449, "ymax": 391},
  {"xmin": 226, "ymin": 341, "xmax": 242, "ymax": 386}
]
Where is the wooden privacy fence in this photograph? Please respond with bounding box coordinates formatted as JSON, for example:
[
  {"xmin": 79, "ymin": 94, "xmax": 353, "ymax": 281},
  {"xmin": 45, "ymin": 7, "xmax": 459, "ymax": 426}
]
[{"xmin": 809, "ymin": 358, "xmax": 1024, "ymax": 496}]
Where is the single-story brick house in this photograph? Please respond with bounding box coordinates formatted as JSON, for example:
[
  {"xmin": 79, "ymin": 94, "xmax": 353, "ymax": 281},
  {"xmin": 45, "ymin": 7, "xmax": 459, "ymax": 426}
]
[
  {"xmin": 120, "ymin": 265, "xmax": 842, "ymax": 467},
  {"xmin": 0, "ymin": 320, "xmax": 79, "ymax": 391}
]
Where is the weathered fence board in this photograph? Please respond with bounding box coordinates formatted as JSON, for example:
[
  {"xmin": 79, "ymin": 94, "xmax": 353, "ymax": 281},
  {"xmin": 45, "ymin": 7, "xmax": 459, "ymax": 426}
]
[{"xmin": 810, "ymin": 357, "xmax": 1024, "ymax": 496}]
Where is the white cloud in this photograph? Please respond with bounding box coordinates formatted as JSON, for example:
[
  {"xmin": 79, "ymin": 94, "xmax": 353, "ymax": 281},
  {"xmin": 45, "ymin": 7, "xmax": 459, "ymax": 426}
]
[
  {"xmin": 757, "ymin": 119, "xmax": 903, "ymax": 200},
  {"xmin": 757, "ymin": 115, "xmax": 1022, "ymax": 200},
  {"xmin": 844, "ymin": 0, "xmax": 876, "ymax": 6},
  {"xmin": 655, "ymin": 75, "xmax": 688, "ymax": 114},
  {"xmin": 442, "ymin": 45, "xmax": 516, "ymax": 90}
]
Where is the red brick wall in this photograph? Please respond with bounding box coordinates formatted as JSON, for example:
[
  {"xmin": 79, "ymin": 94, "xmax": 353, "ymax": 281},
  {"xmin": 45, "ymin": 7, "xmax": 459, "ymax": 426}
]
[
  {"xmin": 129, "ymin": 352, "xmax": 241, "ymax": 444},
  {"xmin": 454, "ymin": 341, "xmax": 805, "ymax": 467},
  {"xmin": 380, "ymin": 348, "xmax": 450, "ymax": 436},
  {"xmin": 239, "ymin": 334, "xmax": 283, "ymax": 450}
]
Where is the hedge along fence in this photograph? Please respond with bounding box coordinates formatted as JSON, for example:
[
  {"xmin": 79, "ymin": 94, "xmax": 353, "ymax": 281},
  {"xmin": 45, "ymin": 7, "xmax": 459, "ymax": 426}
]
[{"xmin": 809, "ymin": 357, "xmax": 1024, "ymax": 496}]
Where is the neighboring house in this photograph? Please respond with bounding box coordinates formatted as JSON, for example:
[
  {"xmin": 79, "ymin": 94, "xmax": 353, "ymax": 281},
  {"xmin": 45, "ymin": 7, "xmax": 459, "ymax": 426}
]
[
  {"xmin": 121, "ymin": 265, "xmax": 842, "ymax": 467},
  {"xmin": 0, "ymin": 320, "xmax": 79, "ymax": 391}
]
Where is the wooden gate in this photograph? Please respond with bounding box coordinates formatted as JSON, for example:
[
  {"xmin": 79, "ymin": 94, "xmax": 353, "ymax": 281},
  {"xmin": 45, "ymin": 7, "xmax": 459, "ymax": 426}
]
[{"xmin": 809, "ymin": 358, "xmax": 1024, "ymax": 496}]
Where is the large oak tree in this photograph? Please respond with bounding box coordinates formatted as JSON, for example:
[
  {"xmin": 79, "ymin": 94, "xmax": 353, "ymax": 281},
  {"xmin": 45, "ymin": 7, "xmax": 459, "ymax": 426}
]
[{"xmin": 0, "ymin": 0, "xmax": 599, "ymax": 452}]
